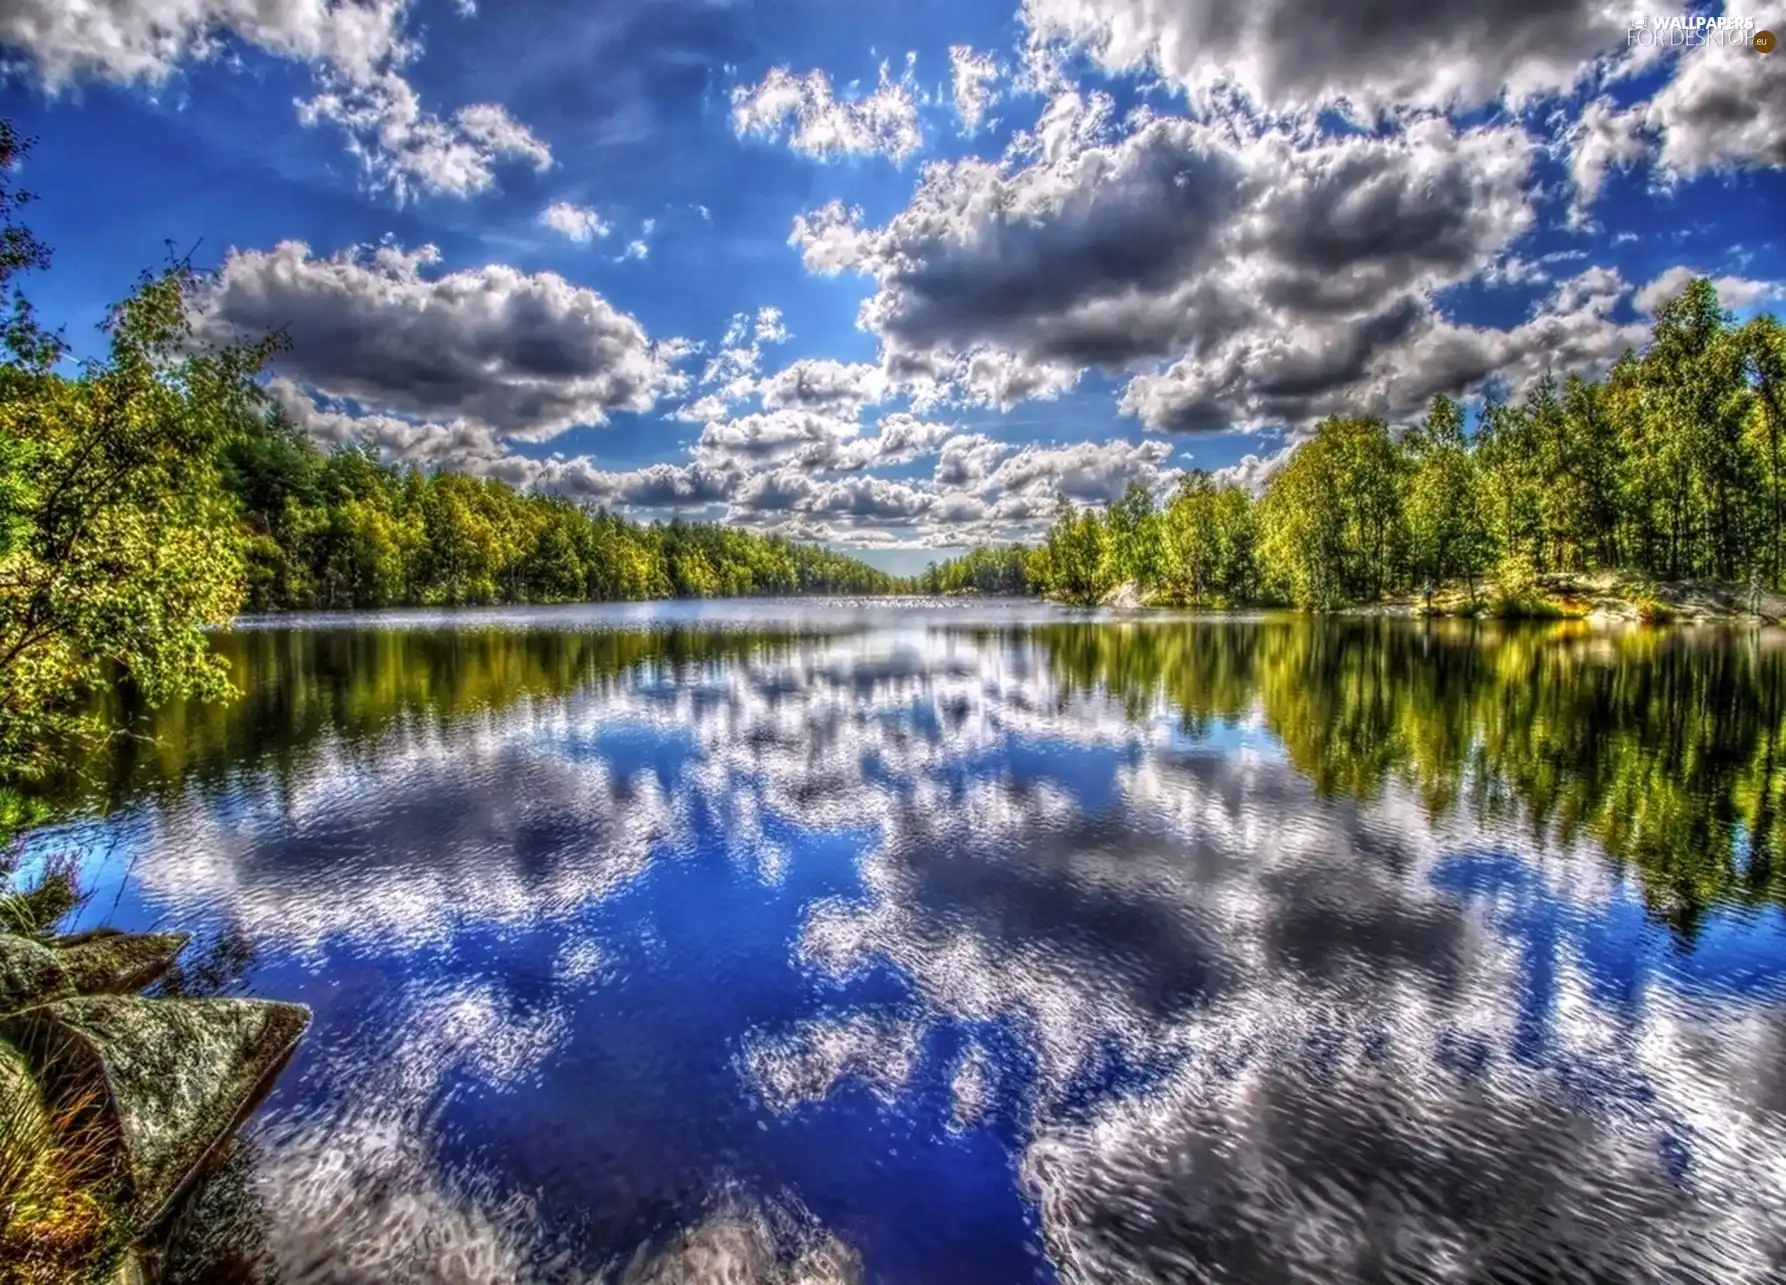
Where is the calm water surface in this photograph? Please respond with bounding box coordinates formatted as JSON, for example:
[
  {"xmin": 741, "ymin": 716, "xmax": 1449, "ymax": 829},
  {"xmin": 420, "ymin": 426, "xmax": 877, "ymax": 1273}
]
[{"xmin": 26, "ymin": 600, "xmax": 1786, "ymax": 1283}]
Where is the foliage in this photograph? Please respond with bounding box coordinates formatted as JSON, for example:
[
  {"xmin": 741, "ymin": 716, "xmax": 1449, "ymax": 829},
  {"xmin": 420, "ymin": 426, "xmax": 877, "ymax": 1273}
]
[
  {"xmin": 1489, "ymin": 552, "xmax": 1555, "ymax": 618},
  {"xmin": 219, "ymin": 413, "xmax": 904, "ymax": 612},
  {"xmin": 916, "ymin": 544, "xmax": 1033, "ymax": 595},
  {"xmin": 1404, "ymin": 395, "xmax": 1491, "ymax": 600},
  {"xmin": 1258, "ymin": 415, "xmax": 1407, "ymax": 608},
  {"xmin": 1103, "ymin": 482, "xmax": 1162, "ymax": 589},
  {"xmin": 972, "ymin": 277, "xmax": 1786, "ymax": 612},
  {"xmin": 0, "ymin": 269, "xmax": 278, "ymax": 781},
  {"xmin": 0, "ymin": 858, "xmax": 80, "ymax": 940},
  {"xmin": 1027, "ymin": 495, "xmax": 1113, "ymax": 605},
  {"xmin": 0, "ymin": 1041, "xmax": 117, "ymax": 1285},
  {"xmin": 1158, "ymin": 471, "xmax": 1258, "ymax": 606}
]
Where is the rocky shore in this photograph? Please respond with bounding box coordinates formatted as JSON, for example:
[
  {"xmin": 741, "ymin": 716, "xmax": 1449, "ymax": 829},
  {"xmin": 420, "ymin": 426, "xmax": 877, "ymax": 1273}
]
[
  {"xmin": 1088, "ymin": 571, "xmax": 1786, "ymax": 624},
  {"xmin": 1, "ymin": 926, "xmax": 308, "ymax": 1283}
]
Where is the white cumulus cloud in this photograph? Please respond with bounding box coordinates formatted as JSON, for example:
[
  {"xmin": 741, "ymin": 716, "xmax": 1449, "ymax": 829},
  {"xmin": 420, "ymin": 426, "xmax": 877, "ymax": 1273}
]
[
  {"xmin": 540, "ymin": 202, "xmax": 612, "ymax": 242},
  {"xmin": 732, "ymin": 60, "xmax": 924, "ymax": 162}
]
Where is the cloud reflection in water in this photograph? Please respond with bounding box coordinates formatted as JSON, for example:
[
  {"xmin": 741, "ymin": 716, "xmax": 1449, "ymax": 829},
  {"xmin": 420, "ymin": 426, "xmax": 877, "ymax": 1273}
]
[{"xmin": 35, "ymin": 613, "xmax": 1786, "ymax": 1283}]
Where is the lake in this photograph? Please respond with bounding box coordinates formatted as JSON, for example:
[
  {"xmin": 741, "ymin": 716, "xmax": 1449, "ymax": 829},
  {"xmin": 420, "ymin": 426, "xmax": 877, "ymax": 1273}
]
[{"xmin": 22, "ymin": 600, "xmax": 1786, "ymax": 1283}]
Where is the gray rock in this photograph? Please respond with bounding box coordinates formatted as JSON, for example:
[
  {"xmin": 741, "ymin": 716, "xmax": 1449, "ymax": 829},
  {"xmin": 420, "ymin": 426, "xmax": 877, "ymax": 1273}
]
[
  {"xmin": 1, "ymin": 996, "xmax": 311, "ymax": 1234},
  {"xmin": 55, "ymin": 932, "xmax": 190, "ymax": 997},
  {"xmin": 1, "ymin": 929, "xmax": 194, "ymax": 1017},
  {"xmin": 0, "ymin": 931, "xmax": 75, "ymax": 1015}
]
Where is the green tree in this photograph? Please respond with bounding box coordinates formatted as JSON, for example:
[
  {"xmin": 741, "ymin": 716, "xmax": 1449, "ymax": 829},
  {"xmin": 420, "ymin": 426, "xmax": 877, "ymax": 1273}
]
[
  {"xmin": 918, "ymin": 276, "xmax": 1786, "ymax": 613},
  {"xmin": 1476, "ymin": 387, "xmax": 1545, "ymax": 575},
  {"xmin": 1746, "ymin": 315, "xmax": 1786, "ymax": 585},
  {"xmin": 1162, "ymin": 471, "xmax": 1222, "ymax": 605},
  {"xmin": 921, "ymin": 545, "xmax": 1032, "ymax": 595},
  {"xmin": 1160, "ymin": 471, "xmax": 1256, "ymax": 606},
  {"xmin": 1404, "ymin": 395, "xmax": 1490, "ymax": 598},
  {"xmin": 1620, "ymin": 281, "xmax": 1754, "ymax": 579},
  {"xmin": 1034, "ymin": 494, "xmax": 1113, "ymax": 605},
  {"xmin": 1559, "ymin": 373, "xmax": 1624, "ymax": 569},
  {"xmin": 1258, "ymin": 416, "xmax": 1403, "ymax": 607},
  {"xmin": 418, "ymin": 476, "xmax": 495, "ymax": 604},
  {"xmin": 1258, "ymin": 439, "xmax": 1348, "ymax": 609},
  {"xmin": 1104, "ymin": 482, "xmax": 1161, "ymax": 591},
  {"xmin": 0, "ymin": 262, "xmax": 280, "ymax": 778}
]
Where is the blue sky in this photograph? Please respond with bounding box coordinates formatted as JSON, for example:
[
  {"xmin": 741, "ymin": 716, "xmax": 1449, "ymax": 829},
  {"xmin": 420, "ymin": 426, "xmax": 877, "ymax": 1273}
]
[{"xmin": 2, "ymin": 1, "xmax": 1784, "ymax": 573}]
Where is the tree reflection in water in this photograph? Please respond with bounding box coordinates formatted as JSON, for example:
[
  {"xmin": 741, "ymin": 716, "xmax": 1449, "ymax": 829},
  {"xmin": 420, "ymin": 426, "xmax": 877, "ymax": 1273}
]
[{"xmin": 30, "ymin": 610, "xmax": 1786, "ymax": 1284}]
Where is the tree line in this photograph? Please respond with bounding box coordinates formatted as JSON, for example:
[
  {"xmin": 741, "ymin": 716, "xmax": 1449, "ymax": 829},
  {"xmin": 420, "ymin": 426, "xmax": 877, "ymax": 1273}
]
[
  {"xmin": 222, "ymin": 412, "xmax": 899, "ymax": 613},
  {"xmin": 927, "ymin": 281, "xmax": 1786, "ymax": 609},
  {"xmin": 914, "ymin": 544, "xmax": 1029, "ymax": 595}
]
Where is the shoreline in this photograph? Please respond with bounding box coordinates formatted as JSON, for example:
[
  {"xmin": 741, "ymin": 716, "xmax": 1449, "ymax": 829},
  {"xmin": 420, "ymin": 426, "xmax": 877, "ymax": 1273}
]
[
  {"xmin": 1061, "ymin": 572, "xmax": 1786, "ymax": 625},
  {"xmin": 196, "ymin": 578, "xmax": 1786, "ymax": 627}
]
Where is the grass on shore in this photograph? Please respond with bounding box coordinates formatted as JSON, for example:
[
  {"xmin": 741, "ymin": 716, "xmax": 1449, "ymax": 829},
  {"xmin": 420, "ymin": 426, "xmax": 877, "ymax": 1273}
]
[{"xmin": 1, "ymin": 1040, "xmax": 121, "ymax": 1285}]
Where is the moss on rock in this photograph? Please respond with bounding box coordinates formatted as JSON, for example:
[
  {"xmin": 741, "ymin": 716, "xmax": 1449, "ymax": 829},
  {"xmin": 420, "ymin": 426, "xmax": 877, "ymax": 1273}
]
[{"xmin": 1, "ymin": 922, "xmax": 309, "ymax": 1282}]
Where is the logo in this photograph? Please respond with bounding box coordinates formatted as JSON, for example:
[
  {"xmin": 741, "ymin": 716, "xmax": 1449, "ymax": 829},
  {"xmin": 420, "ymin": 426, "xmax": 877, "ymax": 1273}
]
[{"xmin": 1628, "ymin": 13, "xmax": 1764, "ymax": 48}]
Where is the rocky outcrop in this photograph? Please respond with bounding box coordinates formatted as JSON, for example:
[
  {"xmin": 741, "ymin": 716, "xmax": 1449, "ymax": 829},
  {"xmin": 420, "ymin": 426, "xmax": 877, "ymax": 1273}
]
[
  {"xmin": 3, "ymin": 996, "xmax": 310, "ymax": 1234},
  {"xmin": 0, "ymin": 928, "xmax": 309, "ymax": 1283},
  {"xmin": 1099, "ymin": 581, "xmax": 1146, "ymax": 609},
  {"xmin": 0, "ymin": 932, "xmax": 74, "ymax": 1014},
  {"xmin": 0, "ymin": 931, "xmax": 191, "ymax": 1016},
  {"xmin": 56, "ymin": 933, "xmax": 191, "ymax": 999}
]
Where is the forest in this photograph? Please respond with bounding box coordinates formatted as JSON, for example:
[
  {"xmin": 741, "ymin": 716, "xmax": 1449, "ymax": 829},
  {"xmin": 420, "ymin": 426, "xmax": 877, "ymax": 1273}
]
[
  {"xmin": 220, "ymin": 415, "xmax": 900, "ymax": 613},
  {"xmin": 923, "ymin": 284, "xmax": 1786, "ymax": 610},
  {"xmin": 7, "ymin": 92, "xmax": 1786, "ymax": 788}
]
